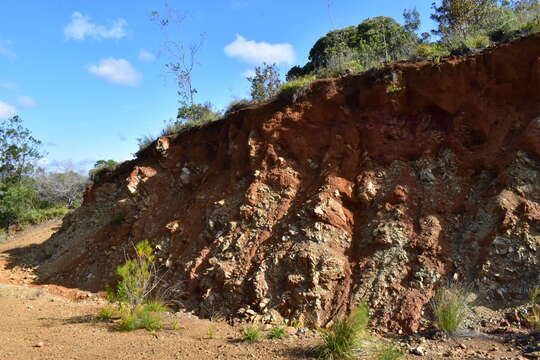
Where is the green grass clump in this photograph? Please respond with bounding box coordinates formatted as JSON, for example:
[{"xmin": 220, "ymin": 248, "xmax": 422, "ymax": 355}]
[
  {"xmin": 144, "ymin": 300, "xmax": 169, "ymax": 313},
  {"xmin": 375, "ymin": 344, "xmax": 404, "ymax": 360},
  {"xmin": 386, "ymin": 84, "xmax": 403, "ymax": 94},
  {"xmin": 268, "ymin": 325, "xmax": 287, "ymax": 340},
  {"xmin": 430, "ymin": 284, "xmax": 471, "ymax": 335},
  {"xmin": 139, "ymin": 309, "xmax": 163, "ymax": 331},
  {"xmin": 277, "ymin": 75, "xmax": 316, "ymax": 100},
  {"xmin": 315, "ymin": 303, "xmax": 370, "ymax": 360},
  {"xmin": 117, "ymin": 305, "xmax": 164, "ymax": 332},
  {"xmin": 242, "ymin": 325, "xmax": 262, "ymax": 342},
  {"xmin": 118, "ymin": 312, "xmax": 140, "ymax": 332},
  {"xmin": 97, "ymin": 306, "xmax": 118, "ymax": 321},
  {"xmin": 523, "ymin": 288, "xmax": 540, "ymax": 330}
]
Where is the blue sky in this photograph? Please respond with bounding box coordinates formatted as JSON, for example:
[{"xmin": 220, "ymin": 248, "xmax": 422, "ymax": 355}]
[{"xmin": 0, "ymin": 0, "xmax": 437, "ymax": 173}]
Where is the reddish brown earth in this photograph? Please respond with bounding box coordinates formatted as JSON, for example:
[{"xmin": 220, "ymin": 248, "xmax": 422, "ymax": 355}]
[
  {"xmin": 26, "ymin": 34, "xmax": 540, "ymax": 334},
  {"xmin": 1, "ymin": 221, "xmax": 535, "ymax": 360}
]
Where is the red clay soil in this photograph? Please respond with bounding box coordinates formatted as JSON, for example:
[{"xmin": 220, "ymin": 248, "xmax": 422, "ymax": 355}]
[{"xmin": 27, "ymin": 34, "xmax": 540, "ymax": 333}]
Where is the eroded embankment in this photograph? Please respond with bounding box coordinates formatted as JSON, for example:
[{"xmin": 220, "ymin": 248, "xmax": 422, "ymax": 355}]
[{"xmin": 35, "ymin": 34, "xmax": 540, "ymax": 332}]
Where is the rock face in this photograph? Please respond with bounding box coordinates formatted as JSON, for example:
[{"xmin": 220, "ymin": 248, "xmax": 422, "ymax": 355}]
[{"xmin": 39, "ymin": 35, "xmax": 540, "ymax": 332}]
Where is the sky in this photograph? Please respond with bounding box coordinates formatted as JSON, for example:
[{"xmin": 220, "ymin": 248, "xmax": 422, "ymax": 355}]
[{"xmin": 0, "ymin": 0, "xmax": 437, "ymax": 173}]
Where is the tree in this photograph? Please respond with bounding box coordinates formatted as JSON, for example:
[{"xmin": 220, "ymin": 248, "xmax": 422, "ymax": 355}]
[
  {"xmin": 431, "ymin": 0, "xmax": 500, "ymax": 41},
  {"xmin": 404, "ymin": 8, "xmax": 421, "ymax": 34},
  {"xmin": 0, "ymin": 116, "xmax": 42, "ymax": 184},
  {"xmin": 287, "ymin": 16, "xmax": 419, "ymax": 79},
  {"xmin": 356, "ymin": 16, "xmax": 417, "ymax": 65},
  {"xmin": 34, "ymin": 170, "xmax": 88, "ymax": 208},
  {"xmin": 247, "ymin": 63, "xmax": 282, "ymax": 102},
  {"xmin": 151, "ymin": 7, "xmax": 219, "ymax": 126},
  {"xmin": 177, "ymin": 102, "xmax": 220, "ymax": 124},
  {"xmin": 89, "ymin": 159, "xmax": 118, "ymax": 181}
]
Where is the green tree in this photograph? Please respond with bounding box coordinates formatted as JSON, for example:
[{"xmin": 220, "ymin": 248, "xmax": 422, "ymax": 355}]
[
  {"xmin": 89, "ymin": 159, "xmax": 118, "ymax": 181},
  {"xmin": 431, "ymin": 0, "xmax": 500, "ymax": 41},
  {"xmin": 176, "ymin": 102, "xmax": 220, "ymax": 124},
  {"xmin": 247, "ymin": 63, "xmax": 282, "ymax": 102},
  {"xmin": 287, "ymin": 16, "xmax": 419, "ymax": 79},
  {"xmin": 0, "ymin": 116, "xmax": 42, "ymax": 184}
]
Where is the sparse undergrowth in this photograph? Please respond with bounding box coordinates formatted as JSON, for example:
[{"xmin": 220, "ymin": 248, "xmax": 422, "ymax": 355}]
[
  {"xmin": 315, "ymin": 303, "xmax": 370, "ymax": 360},
  {"xmin": 98, "ymin": 240, "xmax": 171, "ymax": 332},
  {"xmin": 243, "ymin": 325, "xmax": 262, "ymax": 342},
  {"xmin": 523, "ymin": 288, "xmax": 540, "ymax": 330},
  {"xmin": 430, "ymin": 283, "xmax": 472, "ymax": 335},
  {"xmin": 277, "ymin": 75, "xmax": 316, "ymax": 100},
  {"xmin": 268, "ymin": 325, "xmax": 287, "ymax": 340},
  {"xmin": 314, "ymin": 303, "xmax": 403, "ymax": 360}
]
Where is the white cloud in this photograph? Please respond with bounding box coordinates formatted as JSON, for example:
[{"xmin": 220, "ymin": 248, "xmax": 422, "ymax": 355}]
[
  {"xmin": 0, "ymin": 82, "xmax": 16, "ymax": 89},
  {"xmin": 64, "ymin": 12, "xmax": 128, "ymax": 40},
  {"xmin": 138, "ymin": 49, "xmax": 156, "ymax": 62},
  {"xmin": 242, "ymin": 68, "xmax": 256, "ymax": 79},
  {"xmin": 0, "ymin": 39, "xmax": 16, "ymax": 59},
  {"xmin": 87, "ymin": 58, "xmax": 142, "ymax": 86},
  {"xmin": 18, "ymin": 95, "xmax": 37, "ymax": 108},
  {"xmin": 0, "ymin": 101, "xmax": 16, "ymax": 119},
  {"xmin": 224, "ymin": 34, "xmax": 295, "ymax": 65}
]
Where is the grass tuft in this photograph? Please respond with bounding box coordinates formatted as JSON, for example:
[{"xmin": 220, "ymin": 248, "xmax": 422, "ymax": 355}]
[
  {"xmin": 242, "ymin": 325, "xmax": 262, "ymax": 342},
  {"xmin": 375, "ymin": 344, "xmax": 404, "ymax": 360},
  {"xmin": 97, "ymin": 306, "xmax": 117, "ymax": 321},
  {"xmin": 143, "ymin": 300, "xmax": 169, "ymax": 313},
  {"xmin": 315, "ymin": 303, "xmax": 369, "ymax": 360},
  {"xmin": 430, "ymin": 283, "xmax": 471, "ymax": 335},
  {"xmin": 277, "ymin": 75, "xmax": 316, "ymax": 100},
  {"xmin": 268, "ymin": 325, "xmax": 287, "ymax": 340}
]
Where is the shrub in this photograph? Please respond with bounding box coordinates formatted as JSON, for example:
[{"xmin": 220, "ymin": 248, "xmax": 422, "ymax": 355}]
[
  {"xmin": 102, "ymin": 240, "xmax": 170, "ymax": 332},
  {"xmin": 268, "ymin": 325, "xmax": 287, "ymax": 340},
  {"xmin": 242, "ymin": 325, "xmax": 262, "ymax": 342},
  {"xmin": 136, "ymin": 135, "xmax": 155, "ymax": 152},
  {"xmin": 138, "ymin": 307, "xmax": 163, "ymax": 331},
  {"xmin": 118, "ymin": 311, "xmax": 140, "ymax": 332},
  {"xmin": 461, "ymin": 34, "xmax": 491, "ymax": 50},
  {"xmin": 89, "ymin": 160, "xmax": 119, "ymax": 182},
  {"xmin": 413, "ymin": 43, "xmax": 449, "ymax": 59},
  {"xmin": 430, "ymin": 284, "xmax": 471, "ymax": 335},
  {"xmin": 98, "ymin": 306, "xmax": 117, "ymax": 321},
  {"xmin": 107, "ymin": 240, "xmax": 158, "ymax": 309},
  {"xmin": 247, "ymin": 63, "xmax": 282, "ymax": 102},
  {"xmin": 523, "ymin": 288, "xmax": 540, "ymax": 330},
  {"xmin": 315, "ymin": 303, "xmax": 369, "ymax": 360},
  {"xmin": 277, "ymin": 75, "xmax": 316, "ymax": 100},
  {"xmin": 225, "ymin": 99, "xmax": 254, "ymax": 114},
  {"xmin": 144, "ymin": 300, "xmax": 169, "ymax": 313}
]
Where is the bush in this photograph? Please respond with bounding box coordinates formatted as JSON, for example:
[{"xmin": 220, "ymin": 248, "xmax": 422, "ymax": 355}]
[
  {"xmin": 89, "ymin": 160, "xmax": 118, "ymax": 182},
  {"xmin": 413, "ymin": 43, "xmax": 449, "ymax": 59},
  {"xmin": 242, "ymin": 325, "xmax": 262, "ymax": 342},
  {"xmin": 523, "ymin": 288, "xmax": 540, "ymax": 330},
  {"xmin": 315, "ymin": 303, "xmax": 369, "ymax": 360},
  {"xmin": 98, "ymin": 306, "xmax": 117, "ymax": 321},
  {"xmin": 102, "ymin": 240, "xmax": 170, "ymax": 332},
  {"xmin": 268, "ymin": 325, "xmax": 287, "ymax": 340},
  {"xmin": 225, "ymin": 99, "xmax": 254, "ymax": 114},
  {"xmin": 277, "ymin": 75, "xmax": 316, "ymax": 100},
  {"xmin": 430, "ymin": 284, "xmax": 471, "ymax": 335}
]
